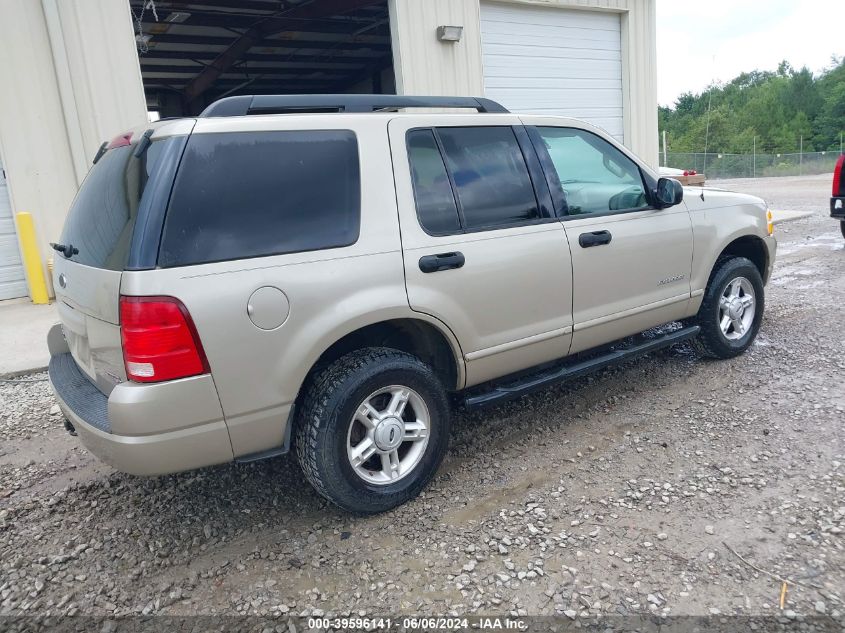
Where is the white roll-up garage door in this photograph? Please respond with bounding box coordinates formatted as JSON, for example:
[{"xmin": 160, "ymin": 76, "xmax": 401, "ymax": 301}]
[
  {"xmin": 0, "ymin": 158, "xmax": 27, "ymax": 301},
  {"xmin": 480, "ymin": 1, "xmax": 624, "ymax": 141}
]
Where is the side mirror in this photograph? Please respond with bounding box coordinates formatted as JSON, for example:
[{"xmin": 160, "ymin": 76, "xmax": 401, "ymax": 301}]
[{"xmin": 655, "ymin": 177, "xmax": 684, "ymax": 209}]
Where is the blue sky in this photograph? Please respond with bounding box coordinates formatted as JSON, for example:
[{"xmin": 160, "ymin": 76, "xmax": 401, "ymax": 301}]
[{"xmin": 657, "ymin": 0, "xmax": 845, "ymax": 106}]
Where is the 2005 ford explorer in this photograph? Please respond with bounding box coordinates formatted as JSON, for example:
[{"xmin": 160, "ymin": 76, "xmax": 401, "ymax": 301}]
[{"xmin": 47, "ymin": 95, "xmax": 776, "ymax": 513}]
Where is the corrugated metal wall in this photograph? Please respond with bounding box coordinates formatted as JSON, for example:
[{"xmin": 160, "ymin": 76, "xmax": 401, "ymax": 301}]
[
  {"xmin": 620, "ymin": 0, "xmax": 658, "ymax": 168},
  {"xmin": 389, "ymin": 0, "xmax": 658, "ymax": 167},
  {"xmin": 389, "ymin": 0, "xmax": 485, "ymax": 96},
  {"xmin": 0, "ymin": 0, "xmax": 148, "ymax": 298}
]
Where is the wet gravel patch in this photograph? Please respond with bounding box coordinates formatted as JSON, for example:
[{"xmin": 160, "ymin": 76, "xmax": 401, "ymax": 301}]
[{"xmin": 0, "ymin": 373, "xmax": 55, "ymax": 442}]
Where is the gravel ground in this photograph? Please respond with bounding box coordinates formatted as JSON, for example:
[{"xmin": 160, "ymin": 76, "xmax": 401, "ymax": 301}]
[{"xmin": 0, "ymin": 175, "xmax": 842, "ymax": 627}]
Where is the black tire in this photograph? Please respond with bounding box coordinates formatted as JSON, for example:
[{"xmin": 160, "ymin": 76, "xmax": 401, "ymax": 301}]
[
  {"xmin": 689, "ymin": 256, "xmax": 765, "ymax": 359},
  {"xmin": 295, "ymin": 347, "xmax": 450, "ymax": 514},
  {"xmin": 840, "ymin": 221, "xmax": 845, "ymax": 240}
]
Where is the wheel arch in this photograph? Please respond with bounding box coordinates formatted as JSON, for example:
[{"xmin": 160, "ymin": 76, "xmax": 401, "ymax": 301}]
[
  {"xmin": 298, "ymin": 316, "xmax": 465, "ymax": 405},
  {"xmin": 714, "ymin": 235, "xmax": 769, "ymax": 281},
  {"xmin": 693, "ymin": 233, "xmax": 769, "ymax": 294}
]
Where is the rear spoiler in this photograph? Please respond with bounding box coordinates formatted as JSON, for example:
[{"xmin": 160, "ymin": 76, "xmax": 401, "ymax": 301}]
[{"xmin": 91, "ymin": 127, "xmax": 167, "ymax": 164}]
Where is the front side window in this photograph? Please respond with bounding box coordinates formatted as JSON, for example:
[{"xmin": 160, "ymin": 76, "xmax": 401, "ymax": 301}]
[
  {"xmin": 159, "ymin": 130, "xmax": 360, "ymax": 267},
  {"xmin": 536, "ymin": 127, "xmax": 647, "ymax": 216}
]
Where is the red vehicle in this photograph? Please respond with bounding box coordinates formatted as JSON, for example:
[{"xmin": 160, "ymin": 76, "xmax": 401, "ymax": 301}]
[{"xmin": 833, "ymin": 154, "xmax": 845, "ymax": 239}]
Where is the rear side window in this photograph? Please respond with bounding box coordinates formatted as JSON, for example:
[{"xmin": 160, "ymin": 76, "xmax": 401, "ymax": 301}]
[
  {"xmin": 159, "ymin": 130, "xmax": 360, "ymax": 267},
  {"xmin": 407, "ymin": 130, "xmax": 461, "ymax": 234},
  {"xmin": 437, "ymin": 127, "xmax": 539, "ymax": 230},
  {"xmin": 61, "ymin": 140, "xmax": 167, "ymax": 271}
]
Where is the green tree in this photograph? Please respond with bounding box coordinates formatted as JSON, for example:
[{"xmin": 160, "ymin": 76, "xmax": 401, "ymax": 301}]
[
  {"xmin": 659, "ymin": 57, "xmax": 845, "ymax": 156},
  {"xmin": 815, "ymin": 73, "xmax": 845, "ymax": 149}
]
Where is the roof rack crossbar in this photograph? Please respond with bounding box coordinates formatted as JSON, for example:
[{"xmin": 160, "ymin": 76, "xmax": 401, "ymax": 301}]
[{"xmin": 199, "ymin": 94, "xmax": 509, "ymax": 117}]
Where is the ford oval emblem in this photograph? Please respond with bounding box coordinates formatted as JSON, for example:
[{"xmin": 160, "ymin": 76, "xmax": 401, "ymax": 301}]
[{"xmin": 58, "ymin": 273, "xmax": 67, "ymax": 289}]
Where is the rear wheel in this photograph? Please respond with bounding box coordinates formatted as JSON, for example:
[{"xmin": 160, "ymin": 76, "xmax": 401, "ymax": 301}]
[
  {"xmin": 690, "ymin": 256, "xmax": 764, "ymax": 359},
  {"xmin": 295, "ymin": 347, "xmax": 450, "ymax": 514},
  {"xmin": 840, "ymin": 221, "xmax": 845, "ymax": 240}
]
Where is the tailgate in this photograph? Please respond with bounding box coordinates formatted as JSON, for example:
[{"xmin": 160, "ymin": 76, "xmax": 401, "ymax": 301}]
[{"xmin": 54, "ymin": 257, "xmax": 125, "ymax": 395}]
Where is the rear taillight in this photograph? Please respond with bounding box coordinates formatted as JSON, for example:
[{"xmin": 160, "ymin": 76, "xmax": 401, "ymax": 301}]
[
  {"xmin": 834, "ymin": 154, "xmax": 845, "ymax": 197},
  {"xmin": 119, "ymin": 296, "xmax": 209, "ymax": 383}
]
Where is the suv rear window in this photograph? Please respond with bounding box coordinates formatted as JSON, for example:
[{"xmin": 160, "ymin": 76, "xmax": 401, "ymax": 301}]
[
  {"xmin": 159, "ymin": 130, "xmax": 360, "ymax": 267},
  {"xmin": 60, "ymin": 140, "xmax": 167, "ymax": 271}
]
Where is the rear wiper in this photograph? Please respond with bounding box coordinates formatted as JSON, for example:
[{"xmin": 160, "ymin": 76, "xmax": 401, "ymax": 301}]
[
  {"xmin": 92, "ymin": 142, "xmax": 108, "ymax": 164},
  {"xmin": 50, "ymin": 242, "xmax": 79, "ymax": 258}
]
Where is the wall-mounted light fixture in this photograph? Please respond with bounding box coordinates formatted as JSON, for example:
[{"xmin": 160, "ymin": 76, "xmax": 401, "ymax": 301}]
[{"xmin": 436, "ymin": 25, "xmax": 463, "ymax": 42}]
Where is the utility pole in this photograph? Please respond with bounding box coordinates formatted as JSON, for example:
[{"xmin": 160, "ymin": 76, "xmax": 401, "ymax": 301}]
[
  {"xmin": 753, "ymin": 136, "xmax": 756, "ymax": 178},
  {"xmin": 662, "ymin": 130, "xmax": 668, "ymax": 168}
]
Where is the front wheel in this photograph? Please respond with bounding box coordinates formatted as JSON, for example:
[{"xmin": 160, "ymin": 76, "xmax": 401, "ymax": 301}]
[
  {"xmin": 690, "ymin": 256, "xmax": 765, "ymax": 359},
  {"xmin": 295, "ymin": 347, "xmax": 450, "ymax": 514}
]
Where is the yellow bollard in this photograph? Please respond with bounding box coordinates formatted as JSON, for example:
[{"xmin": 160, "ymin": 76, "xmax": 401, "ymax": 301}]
[{"xmin": 14, "ymin": 212, "xmax": 50, "ymax": 305}]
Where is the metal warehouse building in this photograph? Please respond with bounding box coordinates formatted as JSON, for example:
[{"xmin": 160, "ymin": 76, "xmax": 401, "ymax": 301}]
[{"xmin": 0, "ymin": 0, "xmax": 657, "ymax": 302}]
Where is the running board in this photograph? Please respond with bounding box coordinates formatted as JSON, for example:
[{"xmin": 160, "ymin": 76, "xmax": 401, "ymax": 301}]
[
  {"xmin": 235, "ymin": 446, "xmax": 288, "ymax": 464},
  {"xmin": 463, "ymin": 325, "xmax": 700, "ymax": 410}
]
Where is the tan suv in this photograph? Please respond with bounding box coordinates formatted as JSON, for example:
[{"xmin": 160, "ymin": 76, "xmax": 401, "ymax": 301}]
[{"xmin": 47, "ymin": 95, "xmax": 776, "ymax": 513}]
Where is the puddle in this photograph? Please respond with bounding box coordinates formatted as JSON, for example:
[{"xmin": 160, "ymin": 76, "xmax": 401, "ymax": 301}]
[
  {"xmin": 771, "ymin": 276, "xmax": 827, "ymax": 289},
  {"xmin": 776, "ymin": 231, "xmax": 845, "ymax": 256}
]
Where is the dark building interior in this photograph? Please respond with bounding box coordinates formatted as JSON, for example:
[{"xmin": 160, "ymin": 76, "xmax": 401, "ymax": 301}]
[{"xmin": 128, "ymin": 0, "xmax": 395, "ymax": 117}]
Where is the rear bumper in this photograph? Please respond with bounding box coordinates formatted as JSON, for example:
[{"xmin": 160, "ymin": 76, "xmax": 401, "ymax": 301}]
[
  {"xmin": 831, "ymin": 197, "xmax": 845, "ymax": 220},
  {"xmin": 48, "ymin": 348, "xmax": 234, "ymax": 476}
]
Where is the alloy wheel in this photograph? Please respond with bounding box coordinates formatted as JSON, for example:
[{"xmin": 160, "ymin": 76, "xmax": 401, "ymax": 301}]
[
  {"xmin": 718, "ymin": 276, "xmax": 756, "ymax": 340},
  {"xmin": 346, "ymin": 385, "xmax": 430, "ymax": 485}
]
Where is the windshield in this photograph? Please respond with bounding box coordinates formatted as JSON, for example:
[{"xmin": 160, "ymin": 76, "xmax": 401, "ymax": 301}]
[{"xmin": 59, "ymin": 140, "xmax": 166, "ymax": 270}]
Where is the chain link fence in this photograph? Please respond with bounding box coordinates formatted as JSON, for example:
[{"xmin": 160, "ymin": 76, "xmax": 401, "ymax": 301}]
[{"xmin": 663, "ymin": 151, "xmax": 843, "ymax": 179}]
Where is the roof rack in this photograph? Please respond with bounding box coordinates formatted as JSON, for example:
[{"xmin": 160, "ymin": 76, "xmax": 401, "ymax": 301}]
[{"xmin": 199, "ymin": 94, "xmax": 509, "ymax": 117}]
